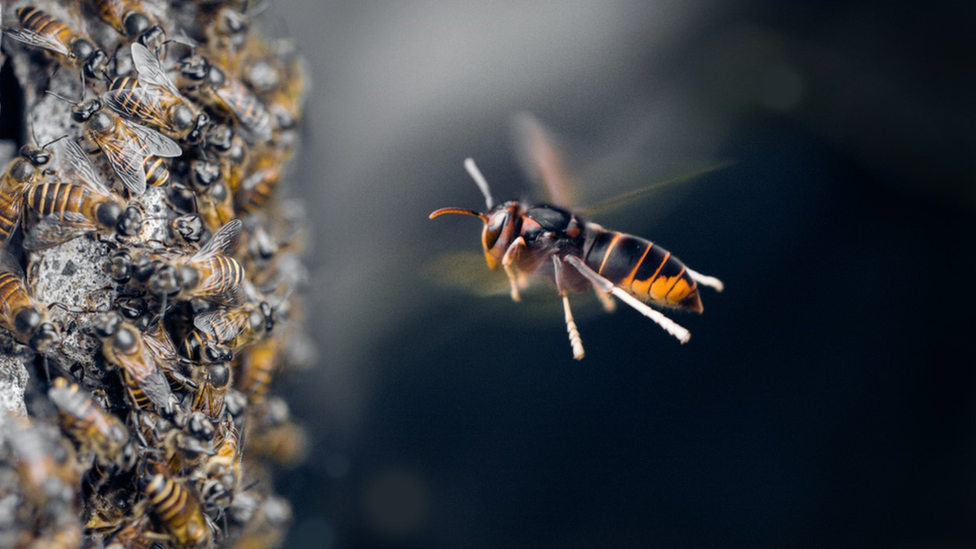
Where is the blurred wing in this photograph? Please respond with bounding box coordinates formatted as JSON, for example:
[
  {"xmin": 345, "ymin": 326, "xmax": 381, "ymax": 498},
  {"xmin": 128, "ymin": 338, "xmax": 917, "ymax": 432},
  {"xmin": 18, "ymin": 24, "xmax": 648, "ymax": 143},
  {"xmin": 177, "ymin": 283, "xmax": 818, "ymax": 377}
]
[
  {"xmin": 193, "ymin": 219, "xmax": 242, "ymax": 261},
  {"xmin": 422, "ymin": 251, "xmax": 511, "ymax": 298},
  {"xmin": 193, "ymin": 308, "xmax": 248, "ymax": 342},
  {"xmin": 23, "ymin": 211, "xmax": 98, "ymax": 251},
  {"xmin": 4, "ymin": 27, "xmax": 71, "ymax": 56},
  {"xmin": 512, "ymin": 113, "xmax": 578, "ymax": 207},
  {"xmin": 94, "ymin": 131, "xmax": 147, "ymax": 195},
  {"xmin": 129, "ymin": 43, "xmax": 181, "ymax": 96},
  {"xmin": 123, "ymin": 119, "xmax": 182, "ymax": 157},
  {"xmin": 61, "ymin": 140, "xmax": 112, "ymax": 195},
  {"xmin": 580, "ymin": 162, "xmax": 733, "ymax": 218}
]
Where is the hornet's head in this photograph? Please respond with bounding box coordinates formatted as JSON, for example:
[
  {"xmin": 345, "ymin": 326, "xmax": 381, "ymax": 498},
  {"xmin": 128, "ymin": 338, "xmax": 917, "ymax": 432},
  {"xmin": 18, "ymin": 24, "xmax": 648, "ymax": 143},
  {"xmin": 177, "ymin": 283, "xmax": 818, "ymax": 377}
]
[{"xmin": 428, "ymin": 158, "xmax": 524, "ymax": 270}]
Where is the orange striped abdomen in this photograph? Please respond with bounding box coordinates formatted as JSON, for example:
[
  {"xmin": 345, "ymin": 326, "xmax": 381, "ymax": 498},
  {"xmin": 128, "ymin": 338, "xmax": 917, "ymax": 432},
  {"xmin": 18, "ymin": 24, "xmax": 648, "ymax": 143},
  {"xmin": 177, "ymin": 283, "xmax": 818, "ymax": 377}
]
[
  {"xmin": 583, "ymin": 229, "xmax": 702, "ymax": 312},
  {"xmin": 195, "ymin": 255, "xmax": 245, "ymax": 296},
  {"xmin": 18, "ymin": 7, "xmax": 74, "ymax": 48},
  {"xmin": 26, "ymin": 181, "xmax": 90, "ymax": 218},
  {"xmin": 0, "ymin": 186, "xmax": 23, "ymax": 244},
  {"xmin": 0, "ymin": 271, "xmax": 32, "ymax": 325},
  {"xmin": 144, "ymin": 471, "xmax": 211, "ymax": 547}
]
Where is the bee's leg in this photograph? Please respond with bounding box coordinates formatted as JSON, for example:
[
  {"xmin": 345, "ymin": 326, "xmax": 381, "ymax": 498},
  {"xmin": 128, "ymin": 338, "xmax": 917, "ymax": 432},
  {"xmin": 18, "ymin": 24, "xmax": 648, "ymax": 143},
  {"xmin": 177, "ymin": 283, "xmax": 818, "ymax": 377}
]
[
  {"xmin": 552, "ymin": 256, "xmax": 585, "ymax": 360},
  {"xmin": 563, "ymin": 255, "xmax": 690, "ymax": 344},
  {"xmin": 501, "ymin": 237, "xmax": 525, "ymax": 302},
  {"xmin": 685, "ymin": 267, "xmax": 724, "ymax": 292}
]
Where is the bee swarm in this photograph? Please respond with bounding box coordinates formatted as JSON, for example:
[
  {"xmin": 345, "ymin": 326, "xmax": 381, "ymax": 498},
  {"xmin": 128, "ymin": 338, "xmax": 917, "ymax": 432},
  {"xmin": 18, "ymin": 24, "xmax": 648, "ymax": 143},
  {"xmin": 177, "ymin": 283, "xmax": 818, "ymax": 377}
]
[{"xmin": 0, "ymin": 1, "xmax": 311, "ymax": 548}]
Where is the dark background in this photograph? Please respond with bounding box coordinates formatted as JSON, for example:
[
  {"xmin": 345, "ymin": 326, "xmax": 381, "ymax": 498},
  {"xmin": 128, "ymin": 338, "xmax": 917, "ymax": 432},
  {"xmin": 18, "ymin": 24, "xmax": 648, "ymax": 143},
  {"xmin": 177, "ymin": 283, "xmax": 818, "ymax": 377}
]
[{"xmin": 266, "ymin": 1, "xmax": 976, "ymax": 547}]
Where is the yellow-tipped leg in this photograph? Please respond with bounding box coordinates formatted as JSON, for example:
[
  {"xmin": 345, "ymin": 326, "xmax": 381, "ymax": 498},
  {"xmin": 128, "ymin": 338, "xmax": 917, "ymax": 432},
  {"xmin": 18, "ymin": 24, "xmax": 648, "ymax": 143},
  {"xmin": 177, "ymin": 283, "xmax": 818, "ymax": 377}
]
[
  {"xmin": 595, "ymin": 287, "xmax": 616, "ymax": 312},
  {"xmin": 686, "ymin": 267, "xmax": 724, "ymax": 293},
  {"xmin": 562, "ymin": 294, "xmax": 585, "ymax": 360}
]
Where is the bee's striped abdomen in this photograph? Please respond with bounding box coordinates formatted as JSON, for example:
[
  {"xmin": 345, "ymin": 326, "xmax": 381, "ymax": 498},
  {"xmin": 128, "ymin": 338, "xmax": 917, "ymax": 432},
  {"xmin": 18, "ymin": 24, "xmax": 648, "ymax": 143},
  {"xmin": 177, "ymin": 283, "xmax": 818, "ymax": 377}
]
[
  {"xmin": 18, "ymin": 7, "xmax": 72, "ymax": 45},
  {"xmin": 0, "ymin": 188, "xmax": 23, "ymax": 243},
  {"xmin": 584, "ymin": 229, "xmax": 702, "ymax": 312},
  {"xmin": 144, "ymin": 471, "xmax": 210, "ymax": 547},
  {"xmin": 143, "ymin": 155, "xmax": 169, "ymax": 187},
  {"xmin": 0, "ymin": 271, "xmax": 30, "ymax": 311},
  {"xmin": 27, "ymin": 182, "xmax": 88, "ymax": 217}
]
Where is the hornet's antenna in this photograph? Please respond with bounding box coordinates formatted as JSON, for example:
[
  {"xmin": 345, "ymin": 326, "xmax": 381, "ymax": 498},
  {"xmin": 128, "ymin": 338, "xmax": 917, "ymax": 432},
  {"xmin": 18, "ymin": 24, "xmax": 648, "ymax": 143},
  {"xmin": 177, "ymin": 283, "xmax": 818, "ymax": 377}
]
[{"xmin": 464, "ymin": 158, "xmax": 494, "ymax": 211}]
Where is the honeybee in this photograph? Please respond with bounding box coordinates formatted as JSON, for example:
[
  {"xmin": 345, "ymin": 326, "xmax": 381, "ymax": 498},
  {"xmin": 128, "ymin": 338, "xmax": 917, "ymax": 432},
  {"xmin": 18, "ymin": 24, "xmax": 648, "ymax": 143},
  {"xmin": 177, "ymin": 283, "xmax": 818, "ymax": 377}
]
[
  {"xmin": 245, "ymin": 39, "xmax": 309, "ymax": 131},
  {"xmin": 189, "ymin": 362, "xmax": 233, "ymax": 420},
  {"xmin": 23, "ymin": 140, "xmax": 144, "ymax": 250},
  {"xmin": 182, "ymin": 299, "xmax": 273, "ymax": 363},
  {"xmin": 177, "ymin": 54, "xmax": 273, "ymax": 141},
  {"xmin": 105, "ymin": 43, "xmax": 209, "ymax": 141},
  {"xmin": 194, "ymin": 417, "xmax": 244, "ymax": 515},
  {"xmin": 48, "ymin": 377, "xmax": 137, "ymax": 474},
  {"xmin": 235, "ymin": 142, "xmax": 284, "ymax": 215},
  {"xmin": 199, "ymin": 123, "xmax": 250, "ymax": 193},
  {"xmin": 148, "ymin": 218, "xmax": 246, "ymax": 306},
  {"xmin": 247, "ymin": 397, "xmax": 307, "ymax": 467},
  {"xmin": 1, "ymin": 415, "xmax": 79, "ymax": 519},
  {"xmin": 179, "ymin": 158, "xmax": 235, "ymax": 232},
  {"xmin": 3, "ymin": 6, "xmax": 110, "ymax": 79},
  {"xmin": 90, "ymin": 311, "xmax": 180, "ymax": 418},
  {"xmin": 236, "ymin": 329, "xmax": 279, "ymax": 405},
  {"xmin": 0, "ymin": 252, "xmax": 60, "ymax": 352},
  {"xmin": 143, "ymin": 317, "xmax": 198, "ymax": 390},
  {"xmin": 198, "ymin": 5, "xmax": 254, "ymax": 77},
  {"xmin": 229, "ymin": 494, "xmax": 291, "ymax": 549},
  {"xmin": 87, "ymin": 0, "xmax": 165, "ymax": 50},
  {"xmin": 71, "ymin": 98, "xmax": 183, "ymax": 195},
  {"xmin": 141, "ymin": 464, "xmax": 214, "ymax": 548},
  {"xmin": 429, "ymin": 120, "xmax": 724, "ymax": 360},
  {"xmin": 0, "ymin": 143, "xmax": 58, "ymax": 247}
]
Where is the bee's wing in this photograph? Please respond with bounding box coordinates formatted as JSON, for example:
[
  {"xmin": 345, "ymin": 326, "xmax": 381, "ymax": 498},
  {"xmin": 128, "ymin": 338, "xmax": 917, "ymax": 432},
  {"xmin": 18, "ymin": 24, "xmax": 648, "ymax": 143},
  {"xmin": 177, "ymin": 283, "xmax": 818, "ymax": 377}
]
[
  {"xmin": 193, "ymin": 219, "xmax": 242, "ymax": 261},
  {"xmin": 23, "ymin": 211, "xmax": 98, "ymax": 251},
  {"xmin": 511, "ymin": 113, "xmax": 578, "ymax": 207},
  {"xmin": 197, "ymin": 284, "xmax": 245, "ymax": 309},
  {"xmin": 93, "ymin": 131, "xmax": 147, "ymax": 195},
  {"xmin": 3, "ymin": 27, "xmax": 71, "ymax": 57},
  {"xmin": 60, "ymin": 140, "xmax": 113, "ymax": 196},
  {"xmin": 122, "ymin": 119, "xmax": 182, "ymax": 158},
  {"xmin": 215, "ymin": 81, "xmax": 272, "ymax": 141},
  {"xmin": 116, "ymin": 347, "xmax": 174, "ymax": 410},
  {"xmin": 143, "ymin": 323, "xmax": 179, "ymax": 363},
  {"xmin": 129, "ymin": 43, "xmax": 181, "ymax": 96},
  {"xmin": 103, "ymin": 87, "xmax": 169, "ymax": 131},
  {"xmin": 0, "ymin": 248, "xmax": 26, "ymax": 280},
  {"xmin": 193, "ymin": 308, "xmax": 248, "ymax": 342}
]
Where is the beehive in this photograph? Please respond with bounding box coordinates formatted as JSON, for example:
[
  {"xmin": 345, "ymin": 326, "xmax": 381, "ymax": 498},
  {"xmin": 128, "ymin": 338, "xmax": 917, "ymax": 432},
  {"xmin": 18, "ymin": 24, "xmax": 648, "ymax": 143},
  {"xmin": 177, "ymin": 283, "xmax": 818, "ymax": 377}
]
[{"xmin": 0, "ymin": 1, "xmax": 311, "ymax": 547}]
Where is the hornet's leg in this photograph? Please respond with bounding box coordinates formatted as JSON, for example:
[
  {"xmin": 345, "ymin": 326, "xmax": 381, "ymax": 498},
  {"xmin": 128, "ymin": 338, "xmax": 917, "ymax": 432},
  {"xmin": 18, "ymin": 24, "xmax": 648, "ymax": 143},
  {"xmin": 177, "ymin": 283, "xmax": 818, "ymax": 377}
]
[
  {"xmin": 685, "ymin": 267, "xmax": 724, "ymax": 293},
  {"xmin": 563, "ymin": 255, "xmax": 691, "ymax": 344},
  {"xmin": 594, "ymin": 287, "xmax": 616, "ymax": 312},
  {"xmin": 553, "ymin": 256, "xmax": 585, "ymax": 360},
  {"xmin": 502, "ymin": 237, "xmax": 526, "ymax": 302}
]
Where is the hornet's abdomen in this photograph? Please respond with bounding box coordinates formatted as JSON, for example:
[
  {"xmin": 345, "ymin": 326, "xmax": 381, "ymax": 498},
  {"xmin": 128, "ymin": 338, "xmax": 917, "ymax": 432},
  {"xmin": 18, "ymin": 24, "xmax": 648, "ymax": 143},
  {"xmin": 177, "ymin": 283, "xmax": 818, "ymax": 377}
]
[{"xmin": 583, "ymin": 229, "xmax": 702, "ymax": 312}]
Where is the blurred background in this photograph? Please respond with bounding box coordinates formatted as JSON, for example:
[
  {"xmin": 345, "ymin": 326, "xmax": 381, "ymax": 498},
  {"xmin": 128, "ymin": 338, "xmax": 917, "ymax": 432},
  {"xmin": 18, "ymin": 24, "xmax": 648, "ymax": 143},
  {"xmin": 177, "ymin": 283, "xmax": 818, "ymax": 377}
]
[{"xmin": 267, "ymin": 1, "xmax": 976, "ymax": 547}]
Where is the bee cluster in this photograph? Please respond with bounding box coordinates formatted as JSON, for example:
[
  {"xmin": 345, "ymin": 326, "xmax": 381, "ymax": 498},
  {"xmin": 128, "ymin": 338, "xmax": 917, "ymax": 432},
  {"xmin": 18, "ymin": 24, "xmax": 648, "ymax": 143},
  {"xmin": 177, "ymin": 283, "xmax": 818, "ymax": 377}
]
[{"xmin": 0, "ymin": 1, "xmax": 311, "ymax": 547}]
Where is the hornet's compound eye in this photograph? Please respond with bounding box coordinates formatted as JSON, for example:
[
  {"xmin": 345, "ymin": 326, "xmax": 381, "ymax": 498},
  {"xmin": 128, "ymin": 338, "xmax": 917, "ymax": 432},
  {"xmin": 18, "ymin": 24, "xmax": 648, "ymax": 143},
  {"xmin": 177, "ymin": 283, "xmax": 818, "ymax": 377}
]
[{"xmin": 482, "ymin": 211, "xmax": 509, "ymax": 251}]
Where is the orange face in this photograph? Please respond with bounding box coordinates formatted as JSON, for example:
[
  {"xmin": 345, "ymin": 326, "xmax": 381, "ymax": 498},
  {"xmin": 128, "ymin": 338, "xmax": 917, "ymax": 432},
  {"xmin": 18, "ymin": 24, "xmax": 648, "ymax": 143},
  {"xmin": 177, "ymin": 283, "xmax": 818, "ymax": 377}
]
[{"xmin": 480, "ymin": 202, "xmax": 522, "ymax": 270}]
